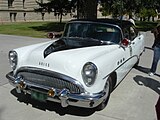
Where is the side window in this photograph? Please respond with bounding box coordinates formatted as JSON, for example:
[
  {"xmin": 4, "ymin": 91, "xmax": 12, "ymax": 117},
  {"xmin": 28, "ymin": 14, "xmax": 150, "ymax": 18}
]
[
  {"xmin": 123, "ymin": 28, "xmax": 130, "ymax": 39},
  {"xmin": 129, "ymin": 26, "xmax": 137, "ymax": 40}
]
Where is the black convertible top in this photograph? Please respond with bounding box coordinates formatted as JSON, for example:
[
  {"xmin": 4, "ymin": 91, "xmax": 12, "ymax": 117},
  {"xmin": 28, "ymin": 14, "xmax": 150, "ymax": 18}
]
[{"xmin": 70, "ymin": 18, "xmax": 134, "ymax": 28}]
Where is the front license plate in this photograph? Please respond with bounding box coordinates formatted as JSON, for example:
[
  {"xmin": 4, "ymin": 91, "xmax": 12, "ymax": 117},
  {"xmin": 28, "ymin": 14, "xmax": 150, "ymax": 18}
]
[{"xmin": 31, "ymin": 91, "xmax": 47, "ymax": 102}]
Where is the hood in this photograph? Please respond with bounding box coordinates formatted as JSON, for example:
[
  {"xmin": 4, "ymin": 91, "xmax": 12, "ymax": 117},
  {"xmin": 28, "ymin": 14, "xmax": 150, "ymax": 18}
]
[
  {"xmin": 16, "ymin": 38, "xmax": 117, "ymax": 82},
  {"xmin": 43, "ymin": 37, "xmax": 104, "ymax": 58}
]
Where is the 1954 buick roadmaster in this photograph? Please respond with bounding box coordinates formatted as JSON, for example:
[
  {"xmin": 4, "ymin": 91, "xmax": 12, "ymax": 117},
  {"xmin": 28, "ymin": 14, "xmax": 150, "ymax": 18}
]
[{"xmin": 6, "ymin": 18, "xmax": 145, "ymax": 110}]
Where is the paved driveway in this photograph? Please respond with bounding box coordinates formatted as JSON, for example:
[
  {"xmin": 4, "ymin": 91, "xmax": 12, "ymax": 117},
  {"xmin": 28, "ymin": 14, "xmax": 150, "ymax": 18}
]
[{"xmin": 0, "ymin": 33, "xmax": 159, "ymax": 120}]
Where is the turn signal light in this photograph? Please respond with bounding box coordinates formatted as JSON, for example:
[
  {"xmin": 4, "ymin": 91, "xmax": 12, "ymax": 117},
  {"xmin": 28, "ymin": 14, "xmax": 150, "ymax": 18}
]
[
  {"xmin": 48, "ymin": 89, "xmax": 55, "ymax": 97},
  {"xmin": 19, "ymin": 81, "xmax": 25, "ymax": 89}
]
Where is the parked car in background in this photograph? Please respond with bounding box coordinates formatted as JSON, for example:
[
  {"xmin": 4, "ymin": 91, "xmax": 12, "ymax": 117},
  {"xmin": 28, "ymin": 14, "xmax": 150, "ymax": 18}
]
[{"xmin": 6, "ymin": 18, "xmax": 145, "ymax": 110}]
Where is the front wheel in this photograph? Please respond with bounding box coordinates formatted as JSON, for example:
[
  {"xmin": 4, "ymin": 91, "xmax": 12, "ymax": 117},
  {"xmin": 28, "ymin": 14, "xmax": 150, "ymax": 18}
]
[{"xmin": 96, "ymin": 76, "xmax": 113, "ymax": 111}]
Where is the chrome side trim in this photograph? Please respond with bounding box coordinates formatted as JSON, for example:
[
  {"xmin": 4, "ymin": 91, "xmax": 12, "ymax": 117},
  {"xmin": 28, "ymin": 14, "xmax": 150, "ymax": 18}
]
[{"xmin": 103, "ymin": 55, "xmax": 139, "ymax": 80}]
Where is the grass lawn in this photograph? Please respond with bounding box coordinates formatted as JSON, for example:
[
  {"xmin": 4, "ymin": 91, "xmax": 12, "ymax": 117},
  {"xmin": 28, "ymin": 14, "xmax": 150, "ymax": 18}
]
[
  {"xmin": 0, "ymin": 20, "xmax": 159, "ymax": 38},
  {"xmin": 135, "ymin": 21, "xmax": 159, "ymax": 31},
  {"xmin": 0, "ymin": 21, "xmax": 66, "ymax": 38}
]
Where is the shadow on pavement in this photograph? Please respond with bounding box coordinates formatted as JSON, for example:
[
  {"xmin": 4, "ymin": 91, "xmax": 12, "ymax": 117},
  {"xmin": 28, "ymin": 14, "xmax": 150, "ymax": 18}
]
[
  {"xmin": 10, "ymin": 89, "xmax": 95, "ymax": 116},
  {"xmin": 134, "ymin": 66, "xmax": 150, "ymax": 74},
  {"xmin": 133, "ymin": 75, "xmax": 160, "ymax": 95},
  {"xmin": 133, "ymin": 75, "xmax": 160, "ymax": 120},
  {"xmin": 135, "ymin": 66, "xmax": 160, "ymax": 78},
  {"xmin": 137, "ymin": 47, "xmax": 160, "ymax": 77}
]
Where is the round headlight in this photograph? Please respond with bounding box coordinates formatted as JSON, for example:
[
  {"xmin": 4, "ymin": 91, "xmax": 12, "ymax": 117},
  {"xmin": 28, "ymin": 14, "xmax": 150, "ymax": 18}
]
[
  {"xmin": 82, "ymin": 62, "xmax": 98, "ymax": 87},
  {"xmin": 9, "ymin": 51, "xmax": 18, "ymax": 70}
]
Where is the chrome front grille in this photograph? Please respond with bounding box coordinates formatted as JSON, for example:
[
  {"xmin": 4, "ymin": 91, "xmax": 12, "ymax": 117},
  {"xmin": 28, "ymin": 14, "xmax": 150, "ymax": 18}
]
[{"xmin": 17, "ymin": 71, "xmax": 83, "ymax": 94}]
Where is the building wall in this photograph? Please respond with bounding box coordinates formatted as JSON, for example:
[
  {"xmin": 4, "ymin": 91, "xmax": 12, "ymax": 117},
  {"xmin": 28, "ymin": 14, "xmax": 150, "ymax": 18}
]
[
  {"xmin": 0, "ymin": 0, "xmax": 104, "ymax": 22},
  {"xmin": 0, "ymin": 0, "xmax": 72, "ymax": 22}
]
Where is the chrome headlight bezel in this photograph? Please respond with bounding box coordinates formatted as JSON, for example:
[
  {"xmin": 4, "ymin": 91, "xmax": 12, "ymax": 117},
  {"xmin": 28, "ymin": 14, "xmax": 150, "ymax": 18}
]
[
  {"xmin": 82, "ymin": 62, "xmax": 98, "ymax": 87},
  {"xmin": 9, "ymin": 50, "xmax": 18, "ymax": 70}
]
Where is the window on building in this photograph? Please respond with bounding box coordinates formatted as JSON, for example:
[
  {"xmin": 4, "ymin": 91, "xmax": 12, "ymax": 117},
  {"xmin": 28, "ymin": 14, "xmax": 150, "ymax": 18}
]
[
  {"xmin": 23, "ymin": 0, "xmax": 25, "ymax": 9},
  {"xmin": 8, "ymin": 0, "xmax": 14, "ymax": 8},
  {"xmin": 10, "ymin": 13, "xmax": 17, "ymax": 22},
  {"xmin": 23, "ymin": 13, "xmax": 26, "ymax": 21}
]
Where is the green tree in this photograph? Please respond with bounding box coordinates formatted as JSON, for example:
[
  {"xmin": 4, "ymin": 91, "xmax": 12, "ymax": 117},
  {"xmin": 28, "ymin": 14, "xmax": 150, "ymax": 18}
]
[
  {"xmin": 76, "ymin": 0, "xmax": 98, "ymax": 19},
  {"xmin": 36, "ymin": 0, "xmax": 98, "ymax": 20},
  {"xmin": 35, "ymin": 0, "xmax": 160, "ymax": 22},
  {"xmin": 35, "ymin": 0, "xmax": 76, "ymax": 23},
  {"xmin": 99, "ymin": 0, "xmax": 114, "ymax": 18},
  {"xmin": 99, "ymin": 3, "xmax": 110, "ymax": 17},
  {"xmin": 139, "ymin": 0, "xmax": 159, "ymax": 21},
  {"xmin": 100, "ymin": 0, "xmax": 159, "ymax": 21},
  {"xmin": 100, "ymin": 0, "xmax": 139, "ymax": 19}
]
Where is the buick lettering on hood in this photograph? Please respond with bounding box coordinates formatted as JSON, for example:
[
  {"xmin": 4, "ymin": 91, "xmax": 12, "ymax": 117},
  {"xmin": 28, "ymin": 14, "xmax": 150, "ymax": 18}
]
[{"xmin": 6, "ymin": 19, "xmax": 145, "ymax": 110}]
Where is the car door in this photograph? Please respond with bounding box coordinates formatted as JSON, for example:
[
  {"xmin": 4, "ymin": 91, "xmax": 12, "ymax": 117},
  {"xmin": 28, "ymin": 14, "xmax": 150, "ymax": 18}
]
[
  {"xmin": 129, "ymin": 26, "xmax": 144, "ymax": 60},
  {"xmin": 122, "ymin": 26, "xmax": 138, "ymax": 72},
  {"xmin": 115, "ymin": 45, "xmax": 131, "ymax": 83}
]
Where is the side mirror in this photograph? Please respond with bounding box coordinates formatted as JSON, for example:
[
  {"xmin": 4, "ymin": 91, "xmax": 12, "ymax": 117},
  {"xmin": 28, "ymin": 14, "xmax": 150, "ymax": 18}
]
[
  {"xmin": 121, "ymin": 38, "xmax": 130, "ymax": 48},
  {"xmin": 47, "ymin": 32, "xmax": 55, "ymax": 39},
  {"xmin": 47, "ymin": 31, "xmax": 63, "ymax": 39}
]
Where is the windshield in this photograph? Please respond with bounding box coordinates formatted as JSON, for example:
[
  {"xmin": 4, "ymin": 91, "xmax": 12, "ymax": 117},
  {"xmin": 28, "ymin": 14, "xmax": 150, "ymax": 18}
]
[{"xmin": 63, "ymin": 22, "xmax": 122, "ymax": 44}]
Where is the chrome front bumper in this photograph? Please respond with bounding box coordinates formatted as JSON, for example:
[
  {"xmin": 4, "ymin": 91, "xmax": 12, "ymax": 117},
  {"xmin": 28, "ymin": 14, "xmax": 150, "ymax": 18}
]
[{"xmin": 6, "ymin": 71, "xmax": 107, "ymax": 108}]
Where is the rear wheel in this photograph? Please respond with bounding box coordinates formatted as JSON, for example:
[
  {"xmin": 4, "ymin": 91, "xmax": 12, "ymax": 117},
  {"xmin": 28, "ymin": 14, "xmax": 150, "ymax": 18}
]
[{"xmin": 96, "ymin": 76, "xmax": 113, "ymax": 111}]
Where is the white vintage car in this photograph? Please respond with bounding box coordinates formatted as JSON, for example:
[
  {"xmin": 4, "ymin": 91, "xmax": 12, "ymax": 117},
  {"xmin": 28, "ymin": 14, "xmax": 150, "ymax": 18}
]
[{"xmin": 6, "ymin": 19, "xmax": 145, "ymax": 110}]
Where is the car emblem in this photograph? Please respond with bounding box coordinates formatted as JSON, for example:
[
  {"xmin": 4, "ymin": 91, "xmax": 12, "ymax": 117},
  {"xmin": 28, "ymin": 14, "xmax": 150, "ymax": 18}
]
[{"xmin": 39, "ymin": 62, "xmax": 50, "ymax": 67}]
